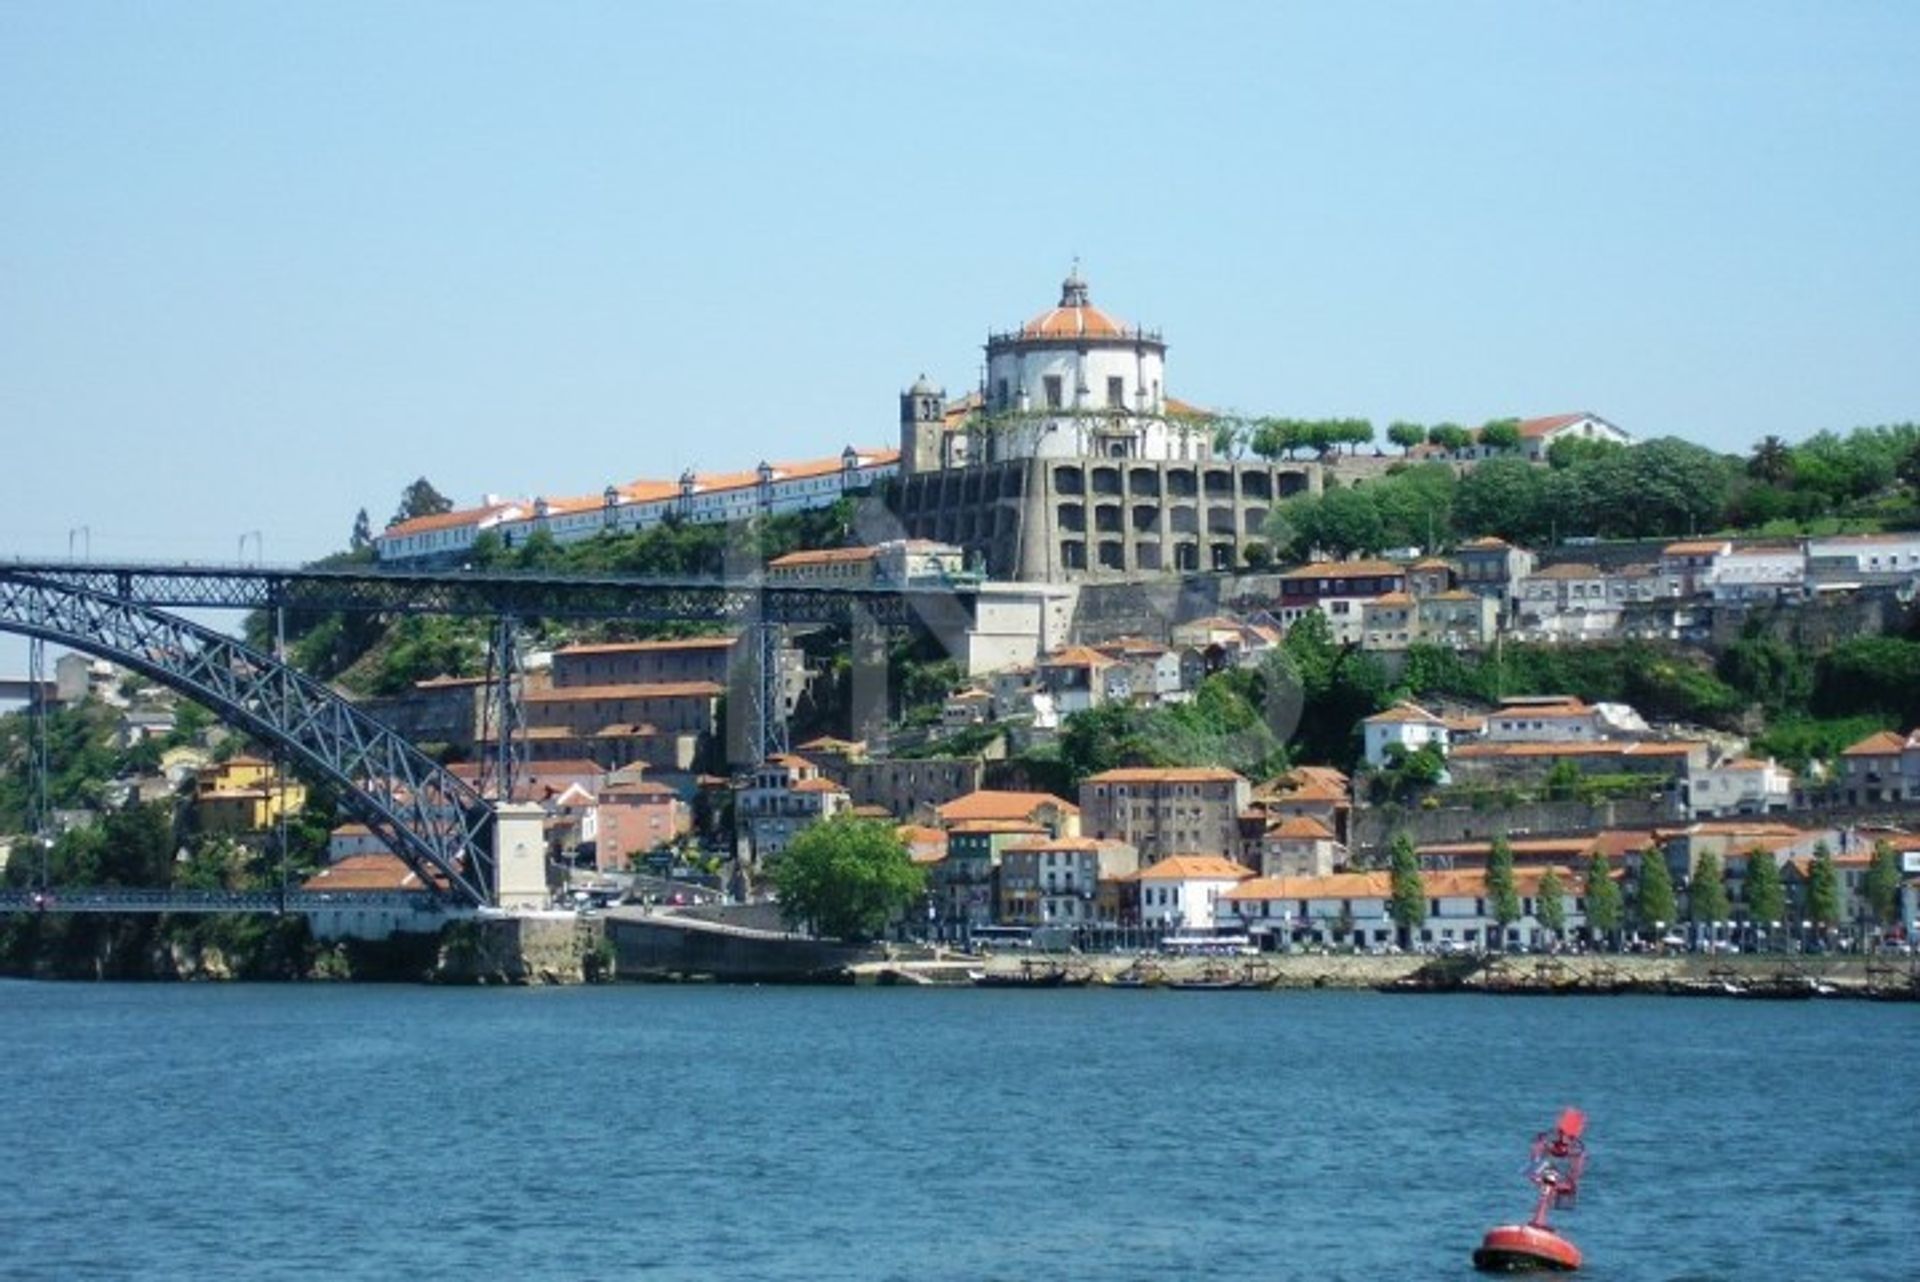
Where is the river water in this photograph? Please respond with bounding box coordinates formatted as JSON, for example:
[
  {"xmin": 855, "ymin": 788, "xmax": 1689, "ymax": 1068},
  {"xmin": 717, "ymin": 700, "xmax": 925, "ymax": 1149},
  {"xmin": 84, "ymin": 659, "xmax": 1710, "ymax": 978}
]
[{"xmin": 0, "ymin": 981, "xmax": 1912, "ymax": 1281}]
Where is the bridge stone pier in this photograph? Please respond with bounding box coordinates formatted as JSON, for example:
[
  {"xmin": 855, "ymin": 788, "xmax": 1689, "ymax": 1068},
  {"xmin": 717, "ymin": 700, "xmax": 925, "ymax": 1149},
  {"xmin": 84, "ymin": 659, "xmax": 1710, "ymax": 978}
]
[{"xmin": 494, "ymin": 803, "xmax": 549, "ymax": 909}]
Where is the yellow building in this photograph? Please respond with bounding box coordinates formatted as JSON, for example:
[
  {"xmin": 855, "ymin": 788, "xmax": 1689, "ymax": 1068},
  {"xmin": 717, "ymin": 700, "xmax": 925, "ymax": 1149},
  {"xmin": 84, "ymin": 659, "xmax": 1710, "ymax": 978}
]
[{"xmin": 194, "ymin": 755, "xmax": 307, "ymax": 834}]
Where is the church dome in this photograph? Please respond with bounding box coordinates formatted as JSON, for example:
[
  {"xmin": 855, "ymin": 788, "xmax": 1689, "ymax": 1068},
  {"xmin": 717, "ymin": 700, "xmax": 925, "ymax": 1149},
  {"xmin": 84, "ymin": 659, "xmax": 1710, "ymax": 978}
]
[
  {"xmin": 1018, "ymin": 268, "xmax": 1131, "ymax": 340},
  {"xmin": 908, "ymin": 372, "xmax": 941, "ymax": 395}
]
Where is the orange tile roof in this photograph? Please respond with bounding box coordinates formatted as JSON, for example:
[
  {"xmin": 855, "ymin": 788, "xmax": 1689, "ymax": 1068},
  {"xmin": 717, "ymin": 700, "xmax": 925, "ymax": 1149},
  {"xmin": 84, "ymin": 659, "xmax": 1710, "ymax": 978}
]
[
  {"xmin": 523, "ymin": 681, "xmax": 724, "ymax": 702},
  {"xmin": 1279, "ymin": 559, "xmax": 1406, "ymax": 580},
  {"xmin": 769, "ymin": 545, "xmax": 879, "ymax": 568},
  {"xmin": 1039, "ymin": 645, "xmax": 1116, "ymax": 669},
  {"xmin": 1450, "ymin": 741, "xmax": 1701, "ymax": 760},
  {"xmin": 382, "ymin": 502, "xmax": 523, "ymax": 539},
  {"xmin": 946, "ymin": 819, "xmax": 1050, "ymax": 835},
  {"xmin": 1085, "ymin": 767, "xmax": 1245, "ymax": 784},
  {"xmin": 1226, "ymin": 872, "xmax": 1391, "ymax": 901},
  {"xmin": 1663, "ymin": 540, "xmax": 1731, "ymax": 556},
  {"xmin": 1365, "ymin": 702, "xmax": 1443, "ymax": 725},
  {"xmin": 791, "ymin": 777, "xmax": 847, "ymax": 794},
  {"xmin": 557, "ymin": 635, "xmax": 736, "ymax": 656},
  {"xmin": 301, "ymin": 854, "xmax": 444, "ymax": 893},
  {"xmin": 1020, "ymin": 302, "xmax": 1131, "ymax": 339},
  {"xmin": 1137, "ymin": 854, "xmax": 1257, "ymax": 881},
  {"xmin": 1842, "ymin": 731, "xmax": 1909, "ymax": 756},
  {"xmin": 1268, "ymin": 816, "xmax": 1336, "ymax": 841},
  {"xmin": 1460, "ymin": 536, "xmax": 1512, "ymax": 550},
  {"xmin": 1515, "ymin": 413, "xmax": 1591, "ymax": 439},
  {"xmin": 936, "ymin": 790, "xmax": 1079, "ymax": 822},
  {"xmin": 1530, "ymin": 562, "xmax": 1604, "ymax": 580}
]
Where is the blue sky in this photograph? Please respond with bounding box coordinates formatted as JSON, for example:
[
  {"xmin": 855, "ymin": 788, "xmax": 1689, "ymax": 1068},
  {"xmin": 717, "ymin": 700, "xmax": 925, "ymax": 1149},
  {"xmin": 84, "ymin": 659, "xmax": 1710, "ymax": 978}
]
[{"xmin": 2, "ymin": 0, "xmax": 1916, "ymax": 573}]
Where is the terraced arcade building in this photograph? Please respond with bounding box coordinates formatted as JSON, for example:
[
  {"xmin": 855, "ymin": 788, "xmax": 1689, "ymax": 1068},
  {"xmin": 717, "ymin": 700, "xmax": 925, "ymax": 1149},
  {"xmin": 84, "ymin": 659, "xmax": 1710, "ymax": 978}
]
[{"xmin": 892, "ymin": 269, "xmax": 1321, "ymax": 582}]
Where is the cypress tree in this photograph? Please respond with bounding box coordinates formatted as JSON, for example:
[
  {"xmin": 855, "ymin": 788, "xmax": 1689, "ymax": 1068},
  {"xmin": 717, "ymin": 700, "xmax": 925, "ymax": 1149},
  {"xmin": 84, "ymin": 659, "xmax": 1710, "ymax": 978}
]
[
  {"xmin": 1805, "ymin": 846, "xmax": 1842, "ymax": 929},
  {"xmin": 1584, "ymin": 853, "xmax": 1623, "ymax": 946},
  {"xmin": 1635, "ymin": 849, "xmax": 1678, "ymax": 938},
  {"xmin": 1863, "ymin": 840, "xmax": 1902, "ymax": 928},
  {"xmin": 1388, "ymin": 832, "xmax": 1427, "ymax": 944},
  {"xmin": 1744, "ymin": 847, "xmax": 1787, "ymax": 941},
  {"xmin": 1688, "ymin": 851, "xmax": 1731, "ymax": 926},
  {"xmin": 1487, "ymin": 832, "xmax": 1521, "ymax": 950},
  {"xmin": 1536, "ymin": 866, "xmax": 1568, "ymax": 940}
]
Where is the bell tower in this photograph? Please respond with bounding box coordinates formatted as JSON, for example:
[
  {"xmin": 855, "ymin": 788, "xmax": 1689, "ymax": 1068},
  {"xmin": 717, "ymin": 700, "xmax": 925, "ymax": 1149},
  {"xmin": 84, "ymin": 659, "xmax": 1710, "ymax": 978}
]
[{"xmin": 898, "ymin": 373, "xmax": 946, "ymax": 475}]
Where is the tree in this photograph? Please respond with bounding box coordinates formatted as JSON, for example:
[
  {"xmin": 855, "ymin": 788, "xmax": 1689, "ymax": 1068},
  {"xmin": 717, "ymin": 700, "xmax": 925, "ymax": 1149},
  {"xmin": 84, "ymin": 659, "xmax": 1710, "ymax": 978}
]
[
  {"xmin": 349, "ymin": 508, "xmax": 374, "ymax": 552},
  {"xmin": 1743, "ymin": 847, "xmax": 1786, "ymax": 937},
  {"xmin": 1864, "ymin": 840, "xmax": 1902, "ymax": 929},
  {"xmin": 1535, "ymin": 867, "xmax": 1568, "ymax": 941},
  {"xmin": 1899, "ymin": 439, "xmax": 1920, "ymax": 497},
  {"xmin": 1634, "ymin": 849, "xmax": 1677, "ymax": 938},
  {"xmin": 1748, "ymin": 435, "xmax": 1794, "ymax": 485},
  {"xmin": 768, "ymin": 814, "xmax": 924, "ymax": 942},
  {"xmin": 1688, "ymin": 851, "xmax": 1731, "ymax": 926},
  {"xmin": 1427, "ymin": 423, "xmax": 1471, "ymax": 453},
  {"xmin": 1583, "ymin": 853, "xmax": 1623, "ymax": 946},
  {"xmin": 1387, "ymin": 421, "xmax": 1426, "ymax": 455},
  {"xmin": 389, "ymin": 477, "xmax": 454, "ymax": 529},
  {"xmin": 1487, "ymin": 832, "xmax": 1521, "ymax": 948},
  {"xmin": 1479, "ymin": 419, "xmax": 1523, "ymax": 452},
  {"xmin": 1804, "ymin": 844, "xmax": 1842, "ymax": 930},
  {"xmin": 1212, "ymin": 416, "xmax": 1250, "ymax": 460},
  {"xmin": 1388, "ymin": 832, "xmax": 1426, "ymax": 945}
]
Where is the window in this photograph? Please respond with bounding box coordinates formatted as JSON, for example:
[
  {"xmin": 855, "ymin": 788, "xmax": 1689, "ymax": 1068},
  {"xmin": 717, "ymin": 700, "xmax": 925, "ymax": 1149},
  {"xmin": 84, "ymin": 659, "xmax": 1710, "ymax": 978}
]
[
  {"xmin": 1044, "ymin": 375, "xmax": 1064, "ymax": 409},
  {"xmin": 995, "ymin": 378, "xmax": 1009, "ymax": 410},
  {"xmin": 1107, "ymin": 376, "xmax": 1125, "ymax": 409}
]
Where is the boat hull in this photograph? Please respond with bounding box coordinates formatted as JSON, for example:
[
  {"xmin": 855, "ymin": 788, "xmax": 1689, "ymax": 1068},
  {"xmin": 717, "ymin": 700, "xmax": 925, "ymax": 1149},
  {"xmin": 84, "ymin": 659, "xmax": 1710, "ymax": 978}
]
[{"xmin": 1472, "ymin": 1224, "xmax": 1582, "ymax": 1272}]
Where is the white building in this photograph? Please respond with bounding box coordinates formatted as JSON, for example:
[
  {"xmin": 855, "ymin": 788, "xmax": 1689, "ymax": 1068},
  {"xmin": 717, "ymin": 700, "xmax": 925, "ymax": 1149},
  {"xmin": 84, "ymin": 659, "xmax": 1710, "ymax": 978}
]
[
  {"xmin": 1514, "ymin": 413, "xmax": 1635, "ymax": 462},
  {"xmin": 734, "ymin": 754, "xmax": 851, "ymax": 860},
  {"xmin": 1806, "ymin": 533, "xmax": 1920, "ymax": 579},
  {"xmin": 1361, "ymin": 702, "xmax": 1450, "ymax": 768},
  {"xmin": 1485, "ymin": 697, "xmax": 1606, "ymax": 743},
  {"xmin": 1686, "ymin": 757, "xmax": 1795, "ymax": 819},
  {"xmin": 376, "ymin": 447, "xmax": 900, "ymax": 564},
  {"xmin": 1710, "ymin": 547, "xmax": 1805, "ymax": 603},
  {"xmin": 1134, "ymin": 854, "xmax": 1256, "ymax": 931}
]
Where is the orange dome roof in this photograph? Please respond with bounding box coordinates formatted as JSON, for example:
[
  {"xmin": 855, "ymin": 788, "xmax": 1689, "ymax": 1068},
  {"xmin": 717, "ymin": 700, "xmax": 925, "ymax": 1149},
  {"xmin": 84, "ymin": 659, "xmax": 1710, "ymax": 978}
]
[{"xmin": 1018, "ymin": 267, "xmax": 1131, "ymax": 339}]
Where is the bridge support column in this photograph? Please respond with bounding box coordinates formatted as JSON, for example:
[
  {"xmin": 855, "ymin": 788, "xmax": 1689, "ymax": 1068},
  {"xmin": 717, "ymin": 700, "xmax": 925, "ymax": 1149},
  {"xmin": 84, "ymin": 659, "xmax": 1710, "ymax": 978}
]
[{"xmin": 493, "ymin": 802, "xmax": 548, "ymax": 910}]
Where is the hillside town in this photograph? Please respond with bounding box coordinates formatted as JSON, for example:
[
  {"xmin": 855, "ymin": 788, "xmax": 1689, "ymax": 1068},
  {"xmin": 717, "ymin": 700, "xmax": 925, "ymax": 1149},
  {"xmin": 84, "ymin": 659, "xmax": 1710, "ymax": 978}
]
[{"xmin": 5, "ymin": 273, "xmax": 1920, "ymax": 966}]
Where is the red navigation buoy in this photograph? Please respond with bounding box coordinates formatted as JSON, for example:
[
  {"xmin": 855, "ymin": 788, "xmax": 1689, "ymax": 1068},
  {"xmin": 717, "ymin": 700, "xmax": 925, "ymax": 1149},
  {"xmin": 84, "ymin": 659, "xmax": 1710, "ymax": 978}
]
[{"xmin": 1472, "ymin": 1108, "xmax": 1589, "ymax": 1273}]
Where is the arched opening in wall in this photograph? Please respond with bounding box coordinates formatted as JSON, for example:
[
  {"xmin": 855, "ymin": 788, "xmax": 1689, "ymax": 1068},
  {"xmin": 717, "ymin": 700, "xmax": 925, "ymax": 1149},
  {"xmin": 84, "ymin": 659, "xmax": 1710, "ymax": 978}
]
[
  {"xmin": 984, "ymin": 472, "xmax": 1003, "ymax": 502},
  {"xmin": 1091, "ymin": 467, "xmax": 1121, "ymax": 496},
  {"xmin": 1210, "ymin": 542, "xmax": 1236, "ymax": 571},
  {"xmin": 1174, "ymin": 542, "xmax": 1199, "ymax": 573},
  {"xmin": 1204, "ymin": 469, "xmax": 1234, "ymax": 498},
  {"xmin": 1060, "ymin": 540, "xmax": 1087, "ymax": 571},
  {"xmin": 1131, "ymin": 504, "xmax": 1160, "ymax": 533},
  {"xmin": 1128, "ymin": 468, "xmax": 1159, "ymax": 496},
  {"xmin": 1206, "ymin": 506, "xmax": 1237, "ymax": 535},
  {"xmin": 1170, "ymin": 505, "xmax": 1199, "ymax": 535},
  {"xmin": 1057, "ymin": 502, "xmax": 1086, "ymax": 534},
  {"xmin": 1053, "ymin": 466, "xmax": 1085, "ymax": 496},
  {"xmin": 1135, "ymin": 542, "xmax": 1163, "ymax": 572},
  {"xmin": 1243, "ymin": 507, "xmax": 1268, "ymax": 534},
  {"xmin": 1276, "ymin": 470, "xmax": 1311, "ymax": 498},
  {"xmin": 1167, "ymin": 469, "xmax": 1198, "ymax": 498},
  {"xmin": 1003, "ymin": 469, "xmax": 1024, "ymax": 497},
  {"xmin": 962, "ymin": 472, "xmax": 983, "ymax": 504},
  {"xmin": 1094, "ymin": 504, "xmax": 1123, "ymax": 534},
  {"xmin": 1241, "ymin": 472, "xmax": 1272, "ymax": 501},
  {"xmin": 1097, "ymin": 541, "xmax": 1125, "ymax": 571}
]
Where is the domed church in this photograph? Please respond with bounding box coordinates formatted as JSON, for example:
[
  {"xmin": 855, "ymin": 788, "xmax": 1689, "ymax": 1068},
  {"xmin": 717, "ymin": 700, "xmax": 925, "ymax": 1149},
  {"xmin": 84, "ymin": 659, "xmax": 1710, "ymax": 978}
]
[{"xmin": 894, "ymin": 270, "xmax": 1320, "ymax": 582}]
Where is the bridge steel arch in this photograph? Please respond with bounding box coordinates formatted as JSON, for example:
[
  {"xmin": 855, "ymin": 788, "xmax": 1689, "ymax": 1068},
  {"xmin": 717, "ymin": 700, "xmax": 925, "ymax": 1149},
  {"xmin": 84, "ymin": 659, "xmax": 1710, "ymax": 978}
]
[{"xmin": 0, "ymin": 574, "xmax": 496, "ymax": 907}]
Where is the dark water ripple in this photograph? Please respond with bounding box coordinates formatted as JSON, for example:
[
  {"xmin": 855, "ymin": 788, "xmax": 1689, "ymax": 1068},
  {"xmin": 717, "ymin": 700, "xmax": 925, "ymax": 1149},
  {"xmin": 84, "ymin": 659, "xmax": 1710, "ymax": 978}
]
[{"xmin": 0, "ymin": 982, "xmax": 1913, "ymax": 1281}]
